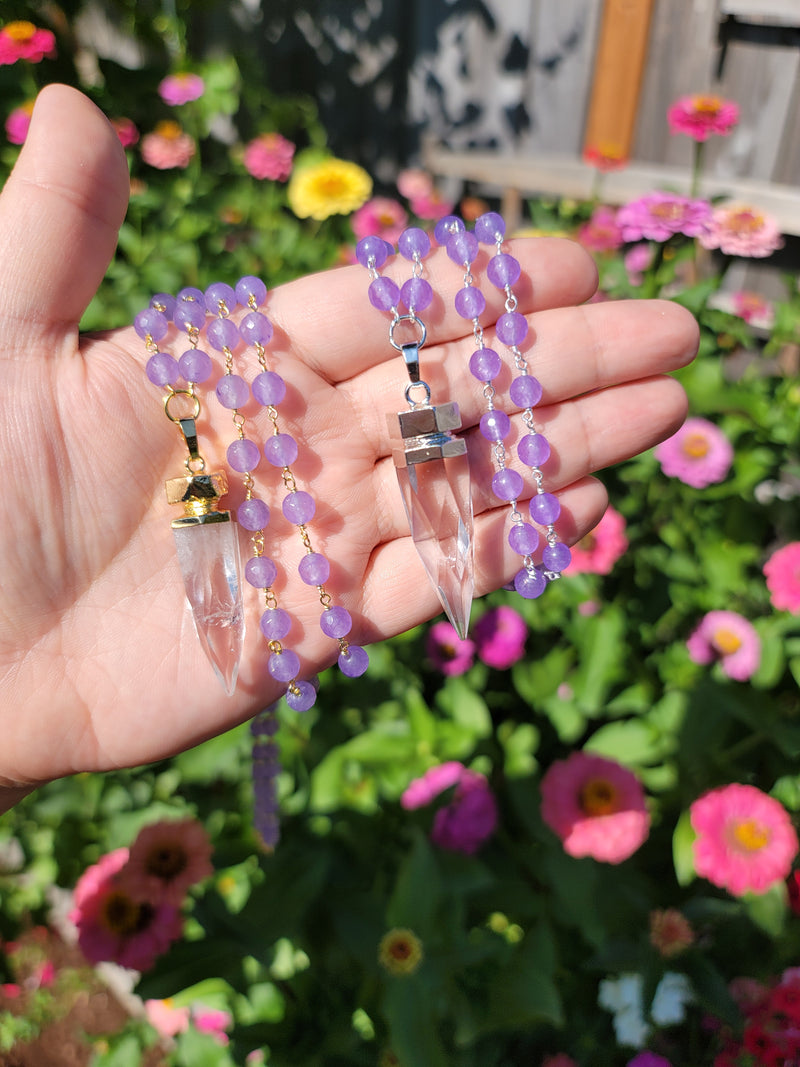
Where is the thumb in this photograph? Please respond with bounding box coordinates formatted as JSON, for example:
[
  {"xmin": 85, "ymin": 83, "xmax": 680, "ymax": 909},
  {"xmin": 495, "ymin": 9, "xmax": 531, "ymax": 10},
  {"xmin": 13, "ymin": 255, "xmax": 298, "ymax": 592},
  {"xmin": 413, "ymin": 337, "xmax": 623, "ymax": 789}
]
[{"xmin": 0, "ymin": 83, "xmax": 130, "ymax": 333}]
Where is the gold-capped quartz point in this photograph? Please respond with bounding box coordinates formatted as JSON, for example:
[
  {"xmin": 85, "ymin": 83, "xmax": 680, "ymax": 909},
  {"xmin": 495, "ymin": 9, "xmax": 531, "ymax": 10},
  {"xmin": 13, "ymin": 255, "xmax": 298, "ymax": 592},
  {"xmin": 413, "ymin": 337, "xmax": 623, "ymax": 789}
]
[{"xmin": 166, "ymin": 471, "xmax": 231, "ymax": 525}]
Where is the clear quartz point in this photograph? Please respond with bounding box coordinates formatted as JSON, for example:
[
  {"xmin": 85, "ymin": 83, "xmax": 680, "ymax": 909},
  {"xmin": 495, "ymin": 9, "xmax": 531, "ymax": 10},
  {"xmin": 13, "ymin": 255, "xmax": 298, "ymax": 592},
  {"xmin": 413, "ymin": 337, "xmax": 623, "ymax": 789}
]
[{"xmin": 172, "ymin": 519, "xmax": 245, "ymax": 695}]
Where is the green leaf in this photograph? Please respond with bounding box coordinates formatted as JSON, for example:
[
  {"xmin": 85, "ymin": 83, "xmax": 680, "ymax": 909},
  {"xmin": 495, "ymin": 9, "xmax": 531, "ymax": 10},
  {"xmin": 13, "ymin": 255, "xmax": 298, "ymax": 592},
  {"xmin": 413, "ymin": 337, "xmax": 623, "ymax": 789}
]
[
  {"xmin": 584, "ymin": 719, "xmax": 658, "ymax": 765},
  {"xmin": 436, "ymin": 677, "xmax": 492, "ymax": 739},
  {"xmin": 743, "ymin": 882, "xmax": 788, "ymax": 938},
  {"xmin": 381, "ymin": 976, "xmax": 448, "ymax": 1067},
  {"xmin": 672, "ymin": 810, "xmax": 697, "ymax": 887},
  {"xmin": 387, "ymin": 830, "xmax": 441, "ymax": 935}
]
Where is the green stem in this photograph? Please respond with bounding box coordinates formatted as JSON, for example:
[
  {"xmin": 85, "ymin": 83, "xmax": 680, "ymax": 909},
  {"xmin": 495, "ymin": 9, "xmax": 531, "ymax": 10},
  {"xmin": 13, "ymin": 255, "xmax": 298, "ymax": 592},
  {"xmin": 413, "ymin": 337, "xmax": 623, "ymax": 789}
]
[{"xmin": 690, "ymin": 140, "xmax": 705, "ymax": 199}]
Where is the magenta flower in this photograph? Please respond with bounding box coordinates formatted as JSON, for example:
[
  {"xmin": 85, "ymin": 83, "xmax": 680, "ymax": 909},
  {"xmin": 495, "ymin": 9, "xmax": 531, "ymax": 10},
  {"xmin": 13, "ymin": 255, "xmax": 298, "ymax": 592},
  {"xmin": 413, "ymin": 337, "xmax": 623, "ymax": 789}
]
[
  {"xmin": 425, "ymin": 620, "xmax": 475, "ymax": 675},
  {"xmin": 158, "ymin": 72, "xmax": 205, "ymax": 106},
  {"xmin": 764, "ymin": 542, "xmax": 800, "ymax": 613},
  {"xmin": 472, "ymin": 605, "xmax": 527, "ymax": 669},
  {"xmin": 540, "ymin": 751, "xmax": 650, "ymax": 864},
  {"xmin": 731, "ymin": 289, "xmax": 774, "ymax": 327},
  {"xmin": 654, "ymin": 416, "xmax": 733, "ymax": 488},
  {"xmin": 667, "ymin": 93, "xmax": 739, "ymax": 141},
  {"xmin": 111, "ymin": 117, "xmax": 139, "ymax": 148},
  {"xmin": 124, "ymin": 817, "xmax": 213, "ymax": 907},
  {"xmin": 627, "ymin": 1054, "xmax": 673, "ymax": 1067},
  {"xmin": 624, "ymin": 242, "xmax": 654, "ymax": 285},
  {"xmin": 401, "ymin": 761, "xmax": 498, "ymax": 855},
  {"xmin": 352, "ymin": 196, "xmax": 408, "ymax": 246},
  {"xmin": 568, "ymin": 505, "xmax": 628, "ymax": 575},
  {"xmin": 0, "ymin": 21, "xmax": 56, "ymax": 65},
  {"xmin": 243, "ymin": 132, "xmax": 295, "ymax": 181},
  {"xmin": 616, "ymin": 192, "xmax": 711, "ymax": 242},
  {"xmin": 141, "ymin": 121, "xmax": 196, "ymax": 170},
  {"xmin": 577, "ymin": 205, "xmax": 624, "ymax": 253},
  {"xmin": 686, "ymin": 610, "xmax": 761, "ymax": 681},
  {"xmin": 4, "ymin": 102, "xmax": 33, "ymax": 145},
  {"xmin": 397, "ymin": 168, "xmax": 433, "ymax": 201},
  {"xmin": 145, "ymin": 999, "xmax": 191, "ymax": 1038},
  {"xmin": 699, "ymin": 202, "xmax": 783, "ymax": 258},
  {"xmin": 690, "ymin": 783, "xmax": 799, "ymax": 896},
  {"xmin": 192, "ymin": 1005, "xmax": 232, "ymax": 1046}
]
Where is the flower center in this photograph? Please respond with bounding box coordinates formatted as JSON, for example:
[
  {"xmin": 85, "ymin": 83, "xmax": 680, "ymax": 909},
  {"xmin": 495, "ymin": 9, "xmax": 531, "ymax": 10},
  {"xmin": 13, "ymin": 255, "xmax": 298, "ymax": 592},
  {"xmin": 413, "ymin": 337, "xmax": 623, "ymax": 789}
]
[
  {"xmin": 731, "ymin": 819, "xmax": 770, "ymax": 852},
  {"xmin": 316, "ymin": 175, "xmax": 347, "ymax": 197},
  {"xmin": 154, "ymin": 120, "xmax": 183, "ymax": 140},
  {"xmin": 651, "ymin": 201, "xmax": 685, "ymax": 221},
  {"xmin": 681, "ymin": 432, "xmax": 710, "ymax": 458},
  {"xmin": 146, "ymin": 844, "xmax": 188, "ymax": 881},
  {"xmin": 100, "ymin": 890, "xmax": 151, "ymax": 936},
  {"xmin": 727, "ymin": 209, "xmax": 764, "ymax": 234},
  {"xmin": 712, "ymin": 627, "xmax": 742, "ymax": 656},
  {"xmin": 580, "ymin": 777, "xmax": 619, "ymax": 816},
  {"xmin": 5, "ymin": 21, "xmax": 36, "ymax": 43},
  {"xmin": 388, "ymin": 937, "xmax": 413, "ymax": 961},
  {"xmin": 691, "ymin": 94, "xmax": 722, "ymax": 117}
]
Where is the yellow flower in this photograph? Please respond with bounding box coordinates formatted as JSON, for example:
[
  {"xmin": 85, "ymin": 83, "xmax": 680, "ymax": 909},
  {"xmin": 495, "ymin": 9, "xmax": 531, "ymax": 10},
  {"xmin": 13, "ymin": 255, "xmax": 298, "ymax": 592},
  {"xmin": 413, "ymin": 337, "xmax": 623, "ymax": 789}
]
[
  {"xmin": 288, "ymin": 157, "xmax": 372, "ymax": 221},
  {"xmin": 378, "ymin": 928, "xmax": 423, "ymax": 976}
]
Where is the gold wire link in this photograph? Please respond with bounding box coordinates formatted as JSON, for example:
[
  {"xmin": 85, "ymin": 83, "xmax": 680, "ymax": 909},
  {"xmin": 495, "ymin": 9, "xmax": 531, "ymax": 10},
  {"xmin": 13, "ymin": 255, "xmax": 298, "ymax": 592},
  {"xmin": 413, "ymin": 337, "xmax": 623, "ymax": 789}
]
[
  {"xmin": 268, "ymin": 639, "xmax": 282, "ymax": 654},
  {"xmin": 223, "ymin": 346, "xmax": 234, "ymax": 375},
  {"xmin": 282, "ymin": 468, "xmax": 298, "ymax": 493},
  {"xmin": 319, "ymin": 589, "xmax": 332, "ymax": 609},
  {"xmin": 144, "ymin": 332, "xmax": 159, "ymax": 356},
  {"xmin": 163, "ymin": 389, "xmax": 202, "ymax": 424},
  {"xmin": 232, "ymin": 411, "xmax": 247, "ymax": 439},
  {"xmin": 217, "ymin": 300, "xmax": 230, "ymax": 318},
  {"xmin": 242, "ymin": 472, "xmax": 255, "ymax": 499},
  {"xmin": 255, "ymin": 342, "xmax": 269, "ymax": 372},
  {"xmin": 299, "ymin": 528, "xmax": 313, "ymax": 552},
  {"xmin": 264, "ymin": 588, "xmax": 278, "ymax": 610},
  {"xmin": 187, "ymin": 326, "xmax": 200, "ymax": 350},
  {"xmin": 251, "ymin": 531, "xmax": 265, "ymax": 556}
]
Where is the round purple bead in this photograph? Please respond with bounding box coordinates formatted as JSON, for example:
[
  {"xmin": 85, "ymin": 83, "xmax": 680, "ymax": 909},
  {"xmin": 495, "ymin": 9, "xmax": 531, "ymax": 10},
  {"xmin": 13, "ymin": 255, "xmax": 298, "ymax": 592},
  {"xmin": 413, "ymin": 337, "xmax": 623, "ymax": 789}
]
[
  {"xmin": 245, "ymin": 555, "xmax": 278, "ymax": 589},
  {"xmin": 235, "ymin": 275, "xmax": 267, "ymax": 308},
  {"xmin": 177, "ymin": 286, "xmax": 206, "ymax": 308},
  {"xmin": 475, "ymin": 211, "xmax": 506, "ymax": 244},
  {"xmin": 469, "ymin": 346, "xmax": 502, "ymax": 381},
  {"xmin": 178, "ymin": 347, "xmax": 213, "ymax": 384},
  {"xmin": 150, "ymin": 293, "xmax": 176, "ymax": 319},
  {"xmin": 286, "ymin": 680, "xmax": 317, "ymax": 712},
  {"xmin": 487, "ymin": 253, "xmax": 521, "ymax": 289},
  {"xmin": 496, "ymin": 311, "xmax": 529, "ymax": 347},
  {"xmin": 320, "ymin": 605, "xmax": 352, "ymax": 638},
  {"xmin": 398, "ymin": 227, "xmax": 431, "ymax": 260},
  {"xmin": 369, "ymin": 276, "xmax": 400, "ymax": 311},
  {"xmin": 518, "ymin": 433, "xmax": 550, "ymax": 467},
  {"xmin": 134, "ymin": 307, "xmax": 168, "ymax": 342},
  {"xmin": 400, "ymin": 277, "xmax": 433, "ymax": 313},
  {"xmin": 252, "ymin": 370, "xmax": 286, "ymax": 407},
  {"xmin": 239, "ymin": 311, "xmax": 273, "ymax": 347},
  {"xmin": 543, "ymin": 542, "xmax": 572, "ymax": 572},
  {"xmin": 216, "ymin": 373, "xmax": 250, "ymax": 409},
  {"xmin": 434, "ymin": 215, "xmax": 465, "ymax": 244},
  {"xmin": 206, "ymin": 316, "xmax": 241, "ymax": 353},
  {"xmin": 530, "ymin": 492, "xmax": 560, "ymax": 525},
  {"xmin": 514, "ymin": 565, "xmax": 547, "ymax": 599},
  {"xmin": 283, "ymin": 491, "xmax": 316, "ymax": 525},
  {"xmin": 492, "ymin": 468, "xmax": 524, "ymax": 501},
  {"xmin": 299, "ymin": 552, "xmax": 330, "ymax": 586},
  {"xmin": 338, "ymin": 644, "xmax": 369, "ymax": 677},
  {"xmin": 509, "ymin": 374, "xmax": 543, "ymax": 409},
  {"xmin": 480, "ymin": 410, "xmax": 511, "ymax": 441},
  {"xmin": 204, "ymin": 282, "xmax": 236, "ymax": 314},
  {"xmin": 454, "ymin": 286, "xmax": 486, "ymax": 319},
  {"xmin": 268, "ymin": 649, "xmax": 300, "ymax": 682},
  {"xmin": 446, "ymin": 230, "xmax": 479, "ymax": 266},
  {"xmin": 356, "ymin": 235, "xmax": 390, "ymax": 270},
  {"xmin": 260, "ymin": 608, "xmax": 292, "ymax": 641},
  {"xmin": 264, "ymin": 432, "xmax": 298, "ymax": 467},
  {"xmin": 145, "ymin": 352, "xmax": 179, "ymax": 387},
  {"xmin": 508, "ymin": 522, "xmax": 539, "ymax": 555},
  {"xmin": 238, "ymin": 497, "xmax": 270, "ymax": 531},
  {"xmin": 227, "ymin": 438, "xmax": 261, "ymax": 473},
  {"xmin": 173, "ymin": 301, "xmax": 206, "ymax": 333}
]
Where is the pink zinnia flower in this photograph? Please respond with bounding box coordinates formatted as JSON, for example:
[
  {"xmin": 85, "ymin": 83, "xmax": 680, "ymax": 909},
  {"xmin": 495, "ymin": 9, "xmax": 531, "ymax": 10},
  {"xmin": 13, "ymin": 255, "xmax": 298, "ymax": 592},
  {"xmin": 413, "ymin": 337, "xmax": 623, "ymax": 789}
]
[
  {"xmin": 686, "ymin": 610, "xmax": 761, "ymax": 681},
  {"xmin": 193, "ymin": 1005, "xmax": 232, "ymax": 1046},
  {"xmin": 425, "ymin": 620, "xmax": 475, "ymax": 675},
  {"xmin": 111, "ymin": 117, "xmax": 139, "ymax": 148},
  {"xmin": 699, "ymin": 202, "xmax": 784, "ymax": 258},
  {"xmin": 243, "ymin": 132, "xmax": 295, "ymax": 181},
  {"xmin": 397, "ymin": 168, "xmax": 433, "ymax": 201},
  {"xmin": 764, "ymin": 542, "xmax": 800, "ymax": 613},
  {"xmin": 5, "ymin": 101, "xmax": 33, "ymax": 145},
  {"xmin": 125, "ymin": 818, "xmax": 213, "ymax": 906},
  {"xmin": 69, "ymin": 848, "xmax": 183, "ymax": 971},
  {"xmin": 583, "ymin": 143, "xmax": 628, "ymax": 171},
  {"xmin": 145, "ymin": 998, "xmax": 191, "ymax": 1038},
  {"xmin": 410, "ymin": 191, "xmax": 454, "ymax": 220},
  {"xmin": 141, "ymin": 121, "xmax": 195, "ymax": 170},
  {"xmin": 624, "ymin": 242, "xmax": 654, "ymax": 285},
  {"xmin": 472, "ymin": 605, "xmax": 527, "ymax": 669},
  {"xmin": 540, "ymin": 751, "xmax": 650, "ymax": 863},
  {"xmin": 0, "ymin": 21, "xmax": 56, "ymax": 65},
  {"xmin": 730, "ymin": 289, "xmax": 774, "ymax": 327},
  {"xmin": 577, "ymin": 205, "xmax": 624, "ymax": 252},
  {"xmin": 617, "ymin": 192, "xmax": 712, "ymax": 242},
  {"xmin": 667, "ymin": 94, "xmax": 739, "ymax": 141},
  {"xmin": 690, "ymin": 783, "xmax": 799, "ymax": 896},
  {"xmin": 352, "ymin": 196, "xmax": 408, "ymax": 246},
  {"xmin": 567, "ymin": 505, "xmax": 628, "ymax": 575},
  {"xmin": 401, "ymin": 761, "xmax": 498, "ymax": 855},
  {"xmin": 654, "ymin": 416, "xmax": 733, "ymax": 488},
  {"xmin": 158, "ymin": 72, "xmax": 205, "ymax": 106}
]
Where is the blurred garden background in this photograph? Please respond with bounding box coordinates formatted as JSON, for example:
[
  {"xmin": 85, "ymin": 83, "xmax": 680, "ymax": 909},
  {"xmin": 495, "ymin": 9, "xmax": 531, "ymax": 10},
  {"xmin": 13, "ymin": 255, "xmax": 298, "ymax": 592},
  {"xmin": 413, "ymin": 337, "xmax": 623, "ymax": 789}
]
[{"xmin": 3, "ymin": 1, "xmax": 800, "ymax": 1064}]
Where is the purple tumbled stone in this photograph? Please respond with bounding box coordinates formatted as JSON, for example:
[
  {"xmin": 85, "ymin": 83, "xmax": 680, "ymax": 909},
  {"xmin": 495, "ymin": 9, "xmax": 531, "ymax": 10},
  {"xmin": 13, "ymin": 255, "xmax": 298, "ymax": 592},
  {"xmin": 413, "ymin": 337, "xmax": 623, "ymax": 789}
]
[
  {"xmin": 530, "ymin": 491, "xmax": 560, "ymax": 525},
  {"xmin": 227, "ymin": 438, "xmax": 260, "ymax": 473},
  {"xmin": 398, "ymin": 226, "xmax": 431, "ymax": 260},
  {"xmin": 454, "ymin": 286, "xmax": 486, "ymax": 319},
  {"xmin": 260, "ymin": 607, "xmax": 292, "ymax": 640},
  {"xmin": 216, "ymin": 373, "xmax": 250, "ymax": 409},
  {"xmin": 514, "ymin": 565, "xmax": 547, "ymax": 599},
  {"xmin": 252, "ymin": 370, "xmax": 286, "ymax": 407},
  {"xmin": 356, "ymin": 235, "xmax": 390, "ymax": 269},
  {"xmin": 299, "ymin": 552, "xmax": 330, "ymax": 585},
  {"xmin": 235, "ymin": 275, "xmax": 267, "ymax": 308},
  {"xmin": 178, "ymin": 347, "xmax": 213, "ymax": 384},
  {"xmin": 134, "ymin": 307, "xmax": 168, "ymax": 342},
  {"xmin": 320, "ymin": 605, "xmax": 352, "ymax": 638},
  {"xmin": 518, "ymin": 433, "xmax": 550, "ymax": 467},
  {"xmin": 447, "ymin": 230, "xmax": 479, "ymax": 266},
  {"xmin": 145, "ymin": 352, "xmax": 179, "ymax": 387},
  {"xmin": 238, "ymin": 497, "xmax": 270, "ymax": 531},
  {"xmin": 173, "ymin": 301, "xmax": 206, "ymax": 333},
  {"xmin": 150, "ymin": 293, "xmax": 176, "ymax": 320},
  {"xmin": 509, "ymin": 374, "xmax": 543, "ymax": 409},
  {"xmin": 469, "ymin": 346, "xmax": 502, "ymax": 381},
  {"xmin": 338, "ymin": 644, "xmax": 369, "ymax": 677},
  {"xmin": 239, "ymin": 311, "xmax": 273, "ymax": 347},
  {"xmin": 286, "ymin": 680, "xmax": 317, "ymax": 712},
  {"xmin": 282, "ymin": 491, "xmax": 316, "ymax": 525},
  {"xmin": 496, "ymin": 311, "xmax": 528, "ymax": 347},
  {"xmin": 492, "ymin": 468, "xmax": 524, "ymax": 501},
  {"xmin": 369, "ymin": 276, "xmax": 400, "ymax": 311},
  {"xmin": 543, "ymin": 542, "xmax": 572, "ymax": 573},
  {"xmin": 475, "ymin": 211, "xmax": 506, "ymax": 244},
  {"xmin": 486, "ymin": 252, "xmax": 521, "ymax": 289},
  {"xmin": 400, "ymin": 277, "xmax": 433, "ymax": 313},
  {"xmin": 480, "ymin": 410, "xmax": 511, "ymax": 441},
  {"xmin": 508, "ymin": 522, "xmax": 539, "ymax": 555},
  {"xmin": 264, "ymin": 432, "xmax": 298, "ymax": 467},
  {"xmin": 206, "ymin": 316, "xmax": 241, "ymax": 353},
  {"xmin": 245, "ymin": 555, "xmax": 277, "ymax": 588},
  {"xmin": 434, "ymin": 215, "xmax": 465, "ymax": 244},
  {"xmin": 268, "ymin": 649, "xmax": 300, "ymax": 682},
  {"xmin": 204, "ymin": 282, "xmax": 236, "ymax": 314}
]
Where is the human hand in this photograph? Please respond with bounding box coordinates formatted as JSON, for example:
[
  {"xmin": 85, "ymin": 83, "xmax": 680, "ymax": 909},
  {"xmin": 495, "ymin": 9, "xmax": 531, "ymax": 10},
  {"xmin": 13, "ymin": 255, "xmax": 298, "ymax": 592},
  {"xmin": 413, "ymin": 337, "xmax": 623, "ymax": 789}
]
[{"xmin": 0, "ymin": 85, "xmax": 697, "ymax": 807}]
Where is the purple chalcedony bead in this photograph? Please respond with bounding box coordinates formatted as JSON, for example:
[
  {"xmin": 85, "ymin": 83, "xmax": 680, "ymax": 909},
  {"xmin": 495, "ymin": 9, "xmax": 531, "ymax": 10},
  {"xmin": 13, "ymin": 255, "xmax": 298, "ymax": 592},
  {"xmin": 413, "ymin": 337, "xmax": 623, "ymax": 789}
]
[
  {"xmin": 205, "ymin": 282, "xmax": 236, "ymax": 313},
  {"xmin": 150, "ymin": 293, "xmax": 176, "ymax": 319},
  {"xmin": 509, "ymin": 374, "xmax": 543, "ymax": 409},
  {"xmin": 320, "ymin": 605, "xmax": 352, "ymax": 638},
  {"xmin": 245, "ymin": 555, "xmax": 278, "ymax": 588},
  {"xmin": 216, "ymin": 373, "xmax": 250, "ymax": 409},
  {"xmin": 178, "ymin": 347, "xmax": 213, "ymax": 383},
  {"xmin": 236, "ymin": 275, "xmax": 267, "ymax": 308},
  {"xmin": 398, "ymin": 226, "xmax": 431, "ymax": 260},
  {"xmin": 447, "ymin": 230, "xmax": 479, "ymax": 266},
  {"xmin": 356, "ymin": 235, "xmax": 390, "ymax": 270},
  {"xmin": 475, "ymin": 211, "xmax": 506, "ymax": 243},
  {"xmin": 286, "ymin": 680, "xmax": 317, "ymax": 712},
  {"xmin": 455, "ymin": 286, "xmax": 486, "ymax": 319},
  {"xmin": 135, "ymin": 307, "xmax": 168, "ymax": 342},
  {"xmin": 299, "ymin": 553, "xmax": 330, "ymax": 585},
  {"xmin": 206, "ymin": 316, "xmax": 241, "ymax": 353},
  {"xmin": 492, "ymin": 468, "xmax": 524, "ymax": 502},
  {"xmin": 146, "ymin": 352, "xmax": 179, "ymax": 387},
  {"xmin": 434, "ymin": 215, "xmax": 465, "ymax": 244},
  {"xmin": 514, "ymin": 565, "xmax": 547, "ymax": 599},
  {"xmin": 487, "ymin": 253, "xmax": 521, "ymax": 289},
  {"xmin": 283, "ymin": 491, "xmax": 316, "ymax": 525},
  {"xmin": 177, "ymin": 286, "xmax": 205, "ymax": 308},
  {"xmin": 480, "ymin": 410, "xmax": 511, "ymax": 441},
  {"xmin": 239, "ymin": 311, "xmax": 273, "ymax": 347},
  {"xmin": 339, "ymin": 645, "xmax": 369, "ymax": 677},
  {"xmin": 264, "ymin": 433, "xmax": 298, "ymax": 467},
  {"xmin": 252, "ymin": 370, "xmax": 286, "ymax": 407},
  {"xmin": 400, "ymin": 277, "xmax": 433, "ymax": 312},
  {"xmin": 173, "ymin": 301, "xmax": 206, "ymax": 333},
  {"xmin": 260, "ymin": 608, "xmax": 292, "ymax": 640},
  {"xmin": 238, "ymin": 497, "xmax": 270, "ymax": 531},
  {"xmin": 496, "ymin": 311, "xmax": 528, "ymax": 347},
  {"xmin": 227, "ymin": 438, "xmax": 261, "ymax": 473},
  {"xmin": 518, "ymin": 433, "xmax": 550, "ymax": 467},
  {"xmin": 268, "ymin": 649, "xmax": 300, "ymax": 682},
  {"xmin": 369, "ymin": 276, "xmax": 400, "ymax": 311},
  {"xmin": 530, "ymin": 492, "xmax": 560, "ymax": 525},
  {"xmin": 508, "ymin": 522, "xmax": 539, "ymax": 555},
  {"xmin": 469, "ymin": 347, "xmax": 502, "ymax": 381},
  {"xmin": 543, "ymin": 542, "xmax": 572, "ymax": 572}
]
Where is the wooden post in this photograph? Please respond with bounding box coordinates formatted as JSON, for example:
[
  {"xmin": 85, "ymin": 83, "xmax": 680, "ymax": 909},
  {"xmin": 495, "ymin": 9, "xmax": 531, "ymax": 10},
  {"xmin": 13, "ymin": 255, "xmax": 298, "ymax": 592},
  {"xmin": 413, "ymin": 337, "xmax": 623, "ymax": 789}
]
[{"xmin": 583, "ymin": 0, "xmax": 656, "ymax": 163}]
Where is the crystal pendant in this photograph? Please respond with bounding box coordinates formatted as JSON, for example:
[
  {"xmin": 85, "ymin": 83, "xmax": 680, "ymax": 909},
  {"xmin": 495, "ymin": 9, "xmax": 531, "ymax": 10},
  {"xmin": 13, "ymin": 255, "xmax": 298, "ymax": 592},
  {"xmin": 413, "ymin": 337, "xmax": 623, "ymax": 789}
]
[{"xmin": 391, "ymin": 401, "xmax": 474, "ymax": 638}]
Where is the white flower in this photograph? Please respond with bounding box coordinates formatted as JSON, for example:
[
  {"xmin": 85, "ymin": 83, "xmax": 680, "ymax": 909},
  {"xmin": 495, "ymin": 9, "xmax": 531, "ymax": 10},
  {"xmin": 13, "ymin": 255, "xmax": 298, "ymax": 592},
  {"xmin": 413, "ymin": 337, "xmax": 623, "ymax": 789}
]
[
  {"xmin": 651, "ymin": 971, "xmax": 694, "ymax": 1026},
  {"xmin": 598, "ymin": 974, "xmax": 650, "ymax": 1048}
]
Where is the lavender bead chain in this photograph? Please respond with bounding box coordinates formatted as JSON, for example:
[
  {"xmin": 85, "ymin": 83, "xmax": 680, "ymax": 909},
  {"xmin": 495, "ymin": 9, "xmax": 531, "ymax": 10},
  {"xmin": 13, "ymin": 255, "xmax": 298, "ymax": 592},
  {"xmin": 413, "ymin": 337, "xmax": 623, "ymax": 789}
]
[{"xmin": 251, "ymin": 706, "xmax": 281, "ymax": 850}]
